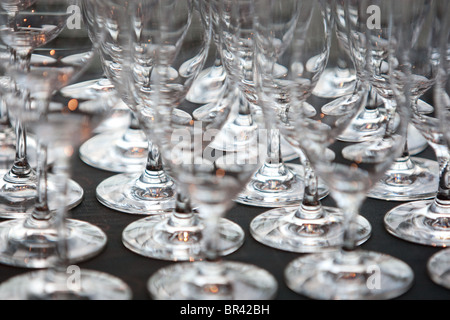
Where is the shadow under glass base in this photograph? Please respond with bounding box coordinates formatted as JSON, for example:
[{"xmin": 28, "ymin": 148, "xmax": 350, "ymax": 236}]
[
  {"xmin": 285, "ymin": 250, "xmax": 414, "ymax": 300},
  {"xmin": 0, "ymin": 269, "xmax": 132, "ymax": 300},
  {"xmin": 122, "ymin": 213, "xmax": 244, "ymax": 261},
  {"xmin": 96, "ymin": 172, "xmax": 176, "ymax": 215},
  {"xmin": 148, "ymin": 261, "xmax": 278, "ymax": 300},
  {"xmin": 250, "ymin": 206, "xmax": 371, "ymax": 253},
  {"xmin": 0, "ymin": 169, "xmax": 83, "ymax": 219},
  {"xmin": 384, "ymin": 199, "xmax": 450, "ymax": 247},
  {"xmin": 0, "ymin": 218, "xmax": 107, "ymax": 269},
  {"xmin": 427, "ymin": 248, "xmax": 450, "ymax": 290},
  {"xmin": 235, "ymin": 164, "xmax": 328, "ymax": 208}
]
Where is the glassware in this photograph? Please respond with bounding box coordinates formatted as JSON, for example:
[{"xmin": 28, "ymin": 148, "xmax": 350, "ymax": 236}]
[
  {"xmin": 0, "ymin": 0, "xmax": 108, "ymax": 269},
  {"xmin": 98, "ymin": 0, "xmax": 245, "ymax": 262},
  {"xmin": 74, "ymin": 0, "xmax": 148, "ymax": 174},
  {"xmin": 143, "ymin": 0, "xmax": 277, "ymax": 299},
  {"xmin": 427, "ymin": 1, "xmax": 450, "ymax": 290},
  {"xmin": 384, "ymin": 0, "xmax": 450, "ymax": 247},
  {"xmin": 93, "ymin": 0, "xmax": 181, "ymax": 215},
  {"xmin": 249, "ymin": 0, "xmax": 371, "ymax": 253},
  {"xmin": 282, "ymin": 0, "xmax": 415, "ymax": 299},
  {"xmin": 0, "ymin": 0, "xmax": 131, "ymax": 300},
  {"xmin": 312, "ymin": 19, "xmax": 356, "ymax": 99},
  {"xmin": 0, "ymin": 0, "xmax": 83, "ymax": 219},
  {"xmin": 340, "ymin": 0, "xmax": 440, "ymax": 202}
]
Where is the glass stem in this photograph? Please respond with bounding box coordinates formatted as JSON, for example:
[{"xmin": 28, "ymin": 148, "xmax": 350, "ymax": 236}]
[
  {"xmin": 31, "ymin": 140, "xmax": 51, "ymax": 220},
  {"xmin": 335, "ymin": 195, "xmax": 365, "ymax": 264},
  {"xmin": 295, "ymin": 156, "xmax": 323, "ymax": 220},
  {"xmin": 51, "ymin": 154, "xmax": 71, "ymax": 274},
  {"xmin": 433, "ymin": 146, "xmax": 450, "ymax": 202}
]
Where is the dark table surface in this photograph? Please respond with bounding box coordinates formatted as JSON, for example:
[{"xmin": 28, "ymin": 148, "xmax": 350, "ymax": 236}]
[{"xmin": 0, "ymin": 139, "xmax": 449, "ymax": 302}]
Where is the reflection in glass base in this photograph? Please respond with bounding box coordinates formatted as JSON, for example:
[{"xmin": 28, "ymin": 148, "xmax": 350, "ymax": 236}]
[
  {"xmin": 312, "ymin": 67, "xmax": 356, "ymax": 99},
  {"xmin": 0, "ymin": 269, "xmax": 132, "ymax": 300},
  {"xmin": 285, "ymin": 250, "xmax": 414, "ymax": 300},
  {"xmin": 250, "ymin": 206, "xmax": 371, "ymax": 253},
  {"xmin": 0, "ymin": 169, "xmax": 83, "ymax": 219},
  {"xmin": 148, "ymin": 261, "xmax": 278, "ymax": 300},
  {"xmin": 122, "ymin": 213, "xmax": 244, "ymax": 261},
  {"xmin": 0, "ymin": 218, "xmax": 107, "ymax": 268},
  {"xmin": 384, "ymin": 200, "xmax": 450, "ymax": 247},
  {"xmin": 96, "ymin": 172, "xmax": 176, "ymax": 215},
  {"xmin": 367, "ymin": 157, "xmax": 439, "ymax": 201},
  {"xmin": 79, "ymin": 130, "xmax": 148, "ymax": 173},
  {"xmin": 235, "ymin": 164, "xmax": 328, "ymax": 208},
  {"xmin": 427, "ymin": 248, "xmax": 450, "ymax": 290},
  {"xmin": 186, "ymin": 66, "xmax": 227, "ymax": 105}
]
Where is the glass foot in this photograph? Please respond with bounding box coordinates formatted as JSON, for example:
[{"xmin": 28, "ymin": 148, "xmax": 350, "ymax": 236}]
[
  {"xmin": 367, "ymin": 157, "xmax": 439, "ymax": 201},
  {"xmin": 250, "ymin": 206, "xmax": 371, "ymax": 253},
  {"xmin": 0, "ymin": 269, "xmax": 132, "ymax": 300},
  {"xmin": 285, "ymin": 250, "xmax": 414, "ymax": 300},
  {"xmin": 312, "ymin": 67, "xmax": 356, "ymax": 99},
  {"xmin": 186, "ymin": 66, "xmax": 227, "ymax": 105},
  {"xmin": 0, "ymin": 169, "xmax": 83, "ymax": 219},
  {"xmin": 122, "ymin": 213, "xmax": 244, "ymax": 261},
  {"xmin": 384, "ymin": 199, "xmax": 450, "ymax": 247},
  {"xmin": 148, "ymin": 261, "xmax": 278, "ymax": 300},
  {"xmin": 0, "ymin": 218, "xmax": 107, "ymax": 268},
  {"xmin": 96, "ymin": 172, "xmax": 176, "ymax": 215},
  {"xmin": 79, "ymin": 130, "xmax": 148, "ymax": 173},
  {"xmin": 235, "ymin": 164, "xmax": 328, "ymax": 208},
  {"xmin": 427, "ymin": 248, "xmax": 450, "ymax": 290}
]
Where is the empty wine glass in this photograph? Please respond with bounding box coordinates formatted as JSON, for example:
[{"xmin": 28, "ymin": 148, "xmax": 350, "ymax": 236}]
[
  {"xmin": 0, "ymin": 0, "xmax": 109, "ymax": 269},
  {"xmin": 384, "ymin": 0, "xmax": 450, "ymax": 247},
  {"xmin": 75, "ymin": 0, "xmax": 148, "ymax": 174},
  {"xmin": 250, "ymin": 0, "xmax": 371, "ymax": 253},
  {"xmin": 0, "ymin": 0, "xmax": 131, "ymax": 300},
  {"xmin": 342, "ymin": 0, "xmax": 440, "ymax": 202},
  {"xmin": 143, "ymin": 0, "xmax": 277, "ymax": 299},
  {"xmin": 93, "ymin": 0, "xmax": 181, "ymax": 215},
  {"xmin": 0, "ymin": 0, "xmax": 84, "ymax": 219},
  {"xmin": 282, "ymin": 0, "xmax": 415, "ymax": 299},
  {"xmin": 427, "ymin": 0, "xmax": 450, "ymax": 291}
]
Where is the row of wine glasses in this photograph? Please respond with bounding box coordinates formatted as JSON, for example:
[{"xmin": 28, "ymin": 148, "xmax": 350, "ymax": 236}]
[{"xmin": 0, "ymin": 0, "xmax": 448, "ymax": 300}]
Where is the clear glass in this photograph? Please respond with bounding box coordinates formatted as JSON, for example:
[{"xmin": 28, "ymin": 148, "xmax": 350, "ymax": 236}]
[
  {"xmin": 73, "ymin": 1, "xmax": 148, "ymax": 174},
  {"xmin": 0, "ymin": 0, "xmax": 83, "ymax": 219},
  {"xmin": 0, "ymin": 1, "xmax": 130, "ymax": 299},
  {"xmin": 91, "ymin": 0, "xmax": 179, "ymax": 215},
  {"xmin": 426, "ymin": 2, "xmax": 450, "ymax": 291},
  {"xmin": 137, "ymin": 0, "xmax": 278, "ymax": 299},
  {"xmin": 379, "ymin": 1, "xmax": 450, "ymax": 247},
  {"xmin": 207, "ymin": 0, "xmax": 322, "ymax": 209},
  {"xmin": 280, "ymin": 0, "xmax": 416, "ymax": 299},
  {"xmin": 249, "ymin": 0, "xmax": 371, "ymax": 253},
  {"xmin": 97, "ymin": 0, "xmax": 246, "ymax": 262},
  {"xmin": 341, "ymin": 0, "xmax": 439, "ymax": 202}
]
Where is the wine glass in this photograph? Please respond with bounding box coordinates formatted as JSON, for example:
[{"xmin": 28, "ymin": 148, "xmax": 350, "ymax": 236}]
[
  {"xmin": 93, "ymin": 0, "xmax": 183, "ymax": 215},
  {"xmin": 312, "ymin": 16, "xmax": 356, "ymax": 99},
  {"xmin": 0, "ymin": 0, "xmax": 131, "ymax": 300},
  {"xmin": 427, "ymin": 0, "xmax": 450, "ymax": 291},
  {"xmin": 383, "ymin": 0, "xmax": 450, "ymax": 247},
  {"xmin": 74, "ymin": 0, "xmax": 148, "ymax": 174},
  {"xmin": 249, "ymin": 0, "xmax": 371, "ymax": 253},
  {"xmin": 0, "ymin": 0, "xmax": 109, "ymax": 270},
  {"xmin": 214, "ymin": 0, "xmax": 331, "ymax": 210},
  {"xmin": 97, "ymin": 0, "xmax": 246, "ymax": 262},
  {"xmin": 282, "ymin": 0, "xmax": 415, "ymax": 299},
  {"xmin": 341, "ymin": 0, "xmax": 440, "ymax": 202},
  {"xmin": 0, "ymin": 0, "xmax": 84, "ymax": 219},
  {"xmin": 137, "ymin": 0, "xmax": 277, "ymax": 299}
]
